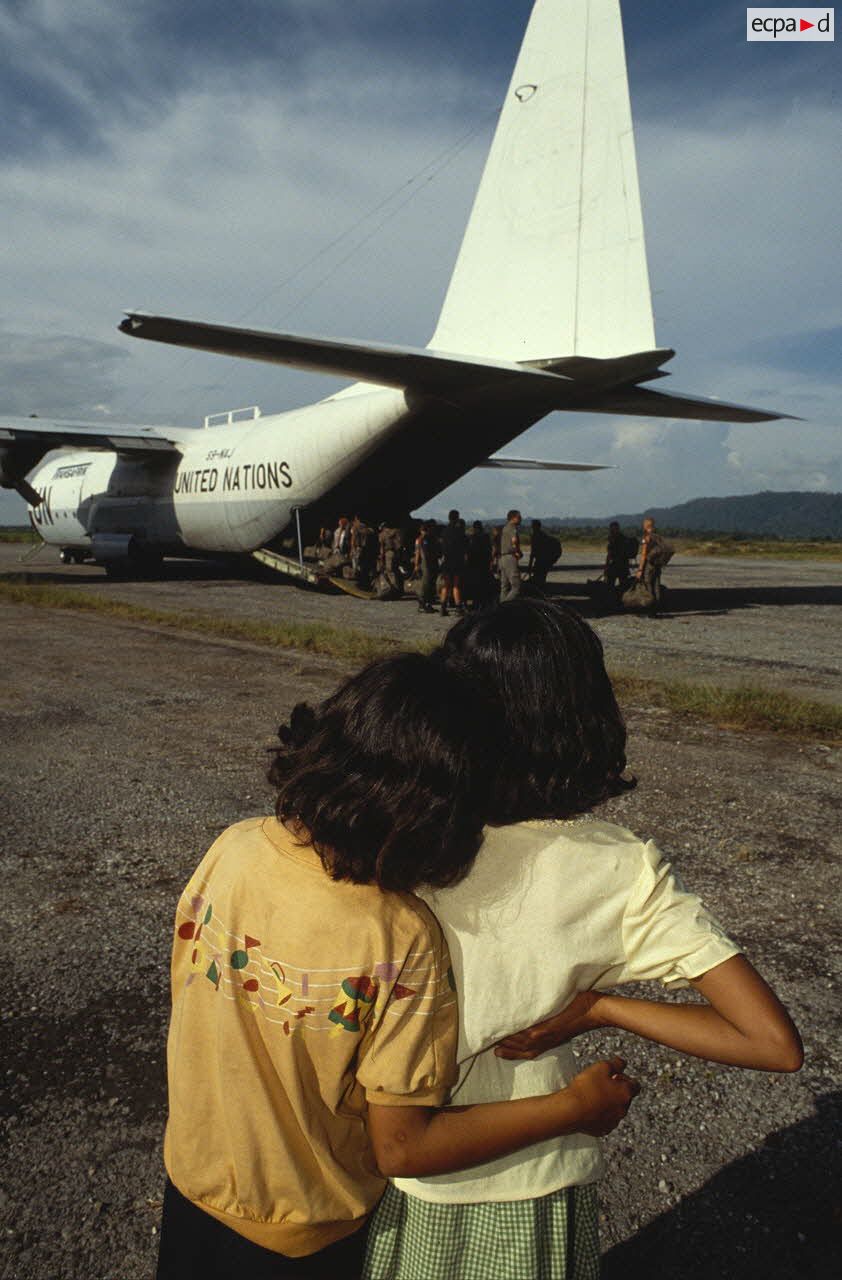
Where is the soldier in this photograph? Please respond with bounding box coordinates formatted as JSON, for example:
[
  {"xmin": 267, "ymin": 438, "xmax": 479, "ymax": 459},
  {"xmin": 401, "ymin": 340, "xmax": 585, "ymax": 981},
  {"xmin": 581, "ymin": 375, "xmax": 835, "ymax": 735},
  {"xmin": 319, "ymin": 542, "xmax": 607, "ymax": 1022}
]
[
  {"xmin": 377, "ymin": 521, "xmax": 403, "ymax": 597},
  {"xmin": 323, "ymin": 516, "xmax": 351, "ymax": 574},
  {"xmin": 355, "ymin": 519, "xmax": 379, "ymax": 590},
  {"xmin": 526, "ymin": 519, "xmax": 561, "ymax": 591},
  {"xmin": 439, "ymin": 509, "xmax": 468, "ymax": 616},
  {"xmin": 350, "ymin": 515, "xmax": 365, "ymax": 579},
  {"xmin": 604, "ymin": 521, "xmax": 632, "ymax": 592},
  {"xmin": 399, "ymin": 518, "xmax": 419, "ymax": 578},
  {"xmin": 315, "ymin": 527, "xmax": 333, "ymax": 562},
  {"xmin": 332, "ymin": 516, "xmax": 350, "ymax": 557},
  {"xmin": 466, "ymin": 520, "xmax": 494, "ymax": 610},
  {"xmin": 636, "ymin": 516, "xmax": 667, "ymax": 613},
  {"xmin": 414, "ymin": 519, "xmax": 441, "ymax": 614},
  {"xmin": 498, "ymin": 509, "xmax": 523, "ymax": 602}
]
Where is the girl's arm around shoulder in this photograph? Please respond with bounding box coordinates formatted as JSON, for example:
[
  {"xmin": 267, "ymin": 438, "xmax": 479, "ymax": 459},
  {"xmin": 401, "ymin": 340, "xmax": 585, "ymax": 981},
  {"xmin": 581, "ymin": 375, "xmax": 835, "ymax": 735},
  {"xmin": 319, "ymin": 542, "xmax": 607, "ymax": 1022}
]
[
  {"xmin": 496, "ymin": 955, "xmax": 803, "ymax": 1074},
  {"xmin": 367, "ymin": 1055, "xmax": 639, "ymax": 1179}
]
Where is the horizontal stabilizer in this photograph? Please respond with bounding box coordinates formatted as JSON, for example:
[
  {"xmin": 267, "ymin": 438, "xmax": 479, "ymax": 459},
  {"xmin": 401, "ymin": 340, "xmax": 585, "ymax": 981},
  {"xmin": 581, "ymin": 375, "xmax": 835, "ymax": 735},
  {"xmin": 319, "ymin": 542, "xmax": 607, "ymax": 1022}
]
[
  {"xmin": 119, "ymin": 313, "xmax": 573, "ymax": 399},
  {"xmin": 119, "ymin": 315, "xmax": 787, "ymax": 423},
  {"xmin": 582, "ymin": 385, "xmax": 792, "ymax": 424},
  {"xmin": 479, "ymin": 457, "xmax": 610, "ymax": 472}
]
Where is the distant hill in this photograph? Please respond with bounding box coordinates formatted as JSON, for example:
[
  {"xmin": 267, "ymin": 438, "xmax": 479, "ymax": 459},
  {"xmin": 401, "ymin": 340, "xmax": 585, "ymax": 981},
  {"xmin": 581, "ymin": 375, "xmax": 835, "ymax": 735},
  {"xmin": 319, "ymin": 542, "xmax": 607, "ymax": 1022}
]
[{"xmin": 538, "ymin": 492, "xmax": 842, "ymax": 539}]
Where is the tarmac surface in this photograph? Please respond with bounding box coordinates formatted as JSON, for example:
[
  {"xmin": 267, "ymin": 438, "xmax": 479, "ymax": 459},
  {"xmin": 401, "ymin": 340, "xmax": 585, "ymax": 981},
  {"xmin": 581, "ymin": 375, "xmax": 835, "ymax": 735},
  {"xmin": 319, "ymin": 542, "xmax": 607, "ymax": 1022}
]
[
  {"xmin": 2, "ymin": 543, "xmax": 841, "ymax": 1278},
  {"xmin": 3, "ymin": 540, "xmax": 842, "ymax": 706}
]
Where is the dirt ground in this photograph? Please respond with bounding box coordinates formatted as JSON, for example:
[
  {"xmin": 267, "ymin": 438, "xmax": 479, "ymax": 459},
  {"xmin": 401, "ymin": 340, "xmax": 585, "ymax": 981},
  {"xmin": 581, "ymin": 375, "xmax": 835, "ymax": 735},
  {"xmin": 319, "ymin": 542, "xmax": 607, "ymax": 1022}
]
[{"xmin": 1, "ymin": 547, "xmax": 840, "ymax": 1279}]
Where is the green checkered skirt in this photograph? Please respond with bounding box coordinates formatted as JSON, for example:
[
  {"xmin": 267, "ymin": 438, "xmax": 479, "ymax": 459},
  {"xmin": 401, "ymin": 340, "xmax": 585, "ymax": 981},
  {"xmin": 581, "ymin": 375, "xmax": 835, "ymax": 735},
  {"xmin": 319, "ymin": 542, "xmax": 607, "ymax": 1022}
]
[{"xmin": 362, "ymin": 1182, "xmax": 600, "ymax": 1280}]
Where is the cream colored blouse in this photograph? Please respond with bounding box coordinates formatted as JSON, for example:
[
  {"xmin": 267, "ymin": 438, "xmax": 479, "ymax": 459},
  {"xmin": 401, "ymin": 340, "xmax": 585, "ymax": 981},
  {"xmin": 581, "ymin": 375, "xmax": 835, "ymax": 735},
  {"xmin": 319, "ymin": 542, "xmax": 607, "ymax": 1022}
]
[{"xmin": 395, "ymin": 818, "xmax": 739, "ymax": 1204}]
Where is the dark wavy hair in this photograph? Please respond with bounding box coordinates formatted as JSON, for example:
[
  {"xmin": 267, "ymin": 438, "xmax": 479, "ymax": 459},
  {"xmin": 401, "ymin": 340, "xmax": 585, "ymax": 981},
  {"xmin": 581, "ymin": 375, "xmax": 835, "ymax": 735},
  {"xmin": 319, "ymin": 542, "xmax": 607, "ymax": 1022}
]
[
  {"xmin": 439, "ymin": 599, "xmax": 634, "ymax": 824},
  {"xmin": 267, "ymin": 652, "xmax": 493, "ymax": 891}
]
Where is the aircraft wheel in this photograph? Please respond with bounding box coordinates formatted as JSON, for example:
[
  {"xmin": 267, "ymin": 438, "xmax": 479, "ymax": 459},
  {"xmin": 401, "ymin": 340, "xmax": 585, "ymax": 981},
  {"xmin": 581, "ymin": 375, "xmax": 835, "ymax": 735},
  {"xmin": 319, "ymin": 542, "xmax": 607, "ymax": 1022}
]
[{"xmin": 59, "ymin": 548, "xmax": 74, "ymax": 564}]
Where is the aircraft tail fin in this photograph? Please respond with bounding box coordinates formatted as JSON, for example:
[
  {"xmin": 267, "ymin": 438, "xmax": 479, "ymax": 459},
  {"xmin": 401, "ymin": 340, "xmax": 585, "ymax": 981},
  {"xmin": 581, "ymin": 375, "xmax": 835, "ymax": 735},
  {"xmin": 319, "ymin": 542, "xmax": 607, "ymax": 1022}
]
[{"xmin": 429, "ymin": 0, "xmax": 655, "ymax": 364}]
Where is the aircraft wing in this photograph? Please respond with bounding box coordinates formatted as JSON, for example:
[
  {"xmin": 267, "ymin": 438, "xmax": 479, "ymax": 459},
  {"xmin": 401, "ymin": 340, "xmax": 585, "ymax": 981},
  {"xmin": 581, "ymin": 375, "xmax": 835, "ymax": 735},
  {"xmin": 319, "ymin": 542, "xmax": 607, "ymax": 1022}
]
[
  {"xmin": 478, "ymin": 457, "xmax": 610, "ymax": 472},
  {"xmin": 0, "ymin": 416, "xmax": 182, "ymax": 504},
  {"xmin": 0, "ymin": 416, "xmax": 183, "ymax": 451}
]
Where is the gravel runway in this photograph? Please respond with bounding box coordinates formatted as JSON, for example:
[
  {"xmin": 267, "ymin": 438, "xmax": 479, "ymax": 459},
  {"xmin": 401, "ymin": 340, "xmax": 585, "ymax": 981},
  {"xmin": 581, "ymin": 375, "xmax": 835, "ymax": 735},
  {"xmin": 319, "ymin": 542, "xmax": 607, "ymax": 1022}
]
[
  {"xmin": 4, "ymin": 541, "xmax": 841, "ymax": 706},
  {"xmin": 1, "ymin": 552, "xmax": 840, "ymax": 1279}
]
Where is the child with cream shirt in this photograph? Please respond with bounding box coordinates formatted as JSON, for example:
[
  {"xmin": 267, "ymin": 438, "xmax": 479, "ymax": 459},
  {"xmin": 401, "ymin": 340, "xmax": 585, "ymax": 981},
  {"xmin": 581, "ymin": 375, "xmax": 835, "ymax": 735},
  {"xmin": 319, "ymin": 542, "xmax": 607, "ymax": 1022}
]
[{"xmin": 364, "ymin": 601, "xmax": 802, "ymax": 1280}]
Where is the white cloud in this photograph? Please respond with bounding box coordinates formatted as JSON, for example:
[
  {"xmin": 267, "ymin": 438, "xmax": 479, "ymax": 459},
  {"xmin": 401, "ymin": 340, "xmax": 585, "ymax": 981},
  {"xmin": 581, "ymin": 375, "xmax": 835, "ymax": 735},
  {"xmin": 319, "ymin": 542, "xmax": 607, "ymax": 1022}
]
[{"xmin": 0, "ymin": 4, "xmax": 839, "ymax": 526}]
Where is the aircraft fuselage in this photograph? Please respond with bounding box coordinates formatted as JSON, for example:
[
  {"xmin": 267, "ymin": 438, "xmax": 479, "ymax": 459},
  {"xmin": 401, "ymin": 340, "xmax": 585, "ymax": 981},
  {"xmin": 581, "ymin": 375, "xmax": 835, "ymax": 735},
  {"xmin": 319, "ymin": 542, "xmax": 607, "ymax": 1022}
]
[{"xmin": 29, "ymin": 386, "xmax": 416, "ymax": 557}]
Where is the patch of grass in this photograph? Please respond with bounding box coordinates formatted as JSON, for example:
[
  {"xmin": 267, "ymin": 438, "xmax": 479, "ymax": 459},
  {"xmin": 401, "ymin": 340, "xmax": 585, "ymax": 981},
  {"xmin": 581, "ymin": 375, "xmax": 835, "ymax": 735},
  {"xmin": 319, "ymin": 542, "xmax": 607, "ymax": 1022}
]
[
  {"xmin": 541, "ymin": 529, "xmax": 842, "ymax": 558},
  {"xmin": 611, "ymin": 671, "xmax": 842, "ymax": 740},
  {"xmin": 0, "ymin": 527, "xmax": 39, "ymax": 543},
  {"xmin": 675, "ymin": 538, "xmax": 842, "ymax": 559},
  {"xmin": 0, "ymin": 577, "xmax": 428, "ymax": 664},
  {"xmin": 3, "ymin": 575, "xmax": 839, "ymax": 738}
]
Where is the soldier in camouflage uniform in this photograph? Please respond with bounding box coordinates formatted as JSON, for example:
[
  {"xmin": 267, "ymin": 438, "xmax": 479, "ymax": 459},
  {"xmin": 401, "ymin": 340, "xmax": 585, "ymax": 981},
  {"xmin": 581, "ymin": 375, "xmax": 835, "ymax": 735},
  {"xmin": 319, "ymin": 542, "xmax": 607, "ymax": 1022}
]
[
  {"xmin": 414, "ymin": 520, "xmax": 441, "ymax": 614},
  {"xmin": 636, "ymin": 517, "xmax": 666, "ymax": 613},
  {"xmin": 378, "ymin": 523, "xmax": 403, "ymax": 597}
]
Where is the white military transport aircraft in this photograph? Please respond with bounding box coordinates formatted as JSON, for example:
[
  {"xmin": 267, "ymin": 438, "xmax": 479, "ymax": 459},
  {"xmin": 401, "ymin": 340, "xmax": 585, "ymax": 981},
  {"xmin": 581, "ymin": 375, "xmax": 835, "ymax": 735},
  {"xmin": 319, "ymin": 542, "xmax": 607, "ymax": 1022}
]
[{"xmin": 0, "ymin": 0, "xmax": 783, "ymax": 580}]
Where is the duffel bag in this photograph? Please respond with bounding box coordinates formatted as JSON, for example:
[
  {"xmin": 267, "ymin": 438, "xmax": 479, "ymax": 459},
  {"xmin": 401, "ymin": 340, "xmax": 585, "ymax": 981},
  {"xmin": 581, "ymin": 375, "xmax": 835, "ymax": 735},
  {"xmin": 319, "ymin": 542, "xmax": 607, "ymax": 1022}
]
[{"xmin": 621, "ymin": 580, "xmax": 655, "ymax": 610}]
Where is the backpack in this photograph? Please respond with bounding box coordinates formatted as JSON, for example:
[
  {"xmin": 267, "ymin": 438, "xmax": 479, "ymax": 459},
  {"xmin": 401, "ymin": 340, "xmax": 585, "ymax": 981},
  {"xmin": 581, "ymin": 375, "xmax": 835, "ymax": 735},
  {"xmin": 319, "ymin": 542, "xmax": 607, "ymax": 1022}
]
[
  {"xmin": 536, "ymin": 531, "xmax": 562, "ymax": 566},
  {"xmin": 441, "ymin": 522, "xmax": 467, "ymax": 561},
  {"xmin": 647, "ymin": 538, "xmax": 674, "ymax": 569}
]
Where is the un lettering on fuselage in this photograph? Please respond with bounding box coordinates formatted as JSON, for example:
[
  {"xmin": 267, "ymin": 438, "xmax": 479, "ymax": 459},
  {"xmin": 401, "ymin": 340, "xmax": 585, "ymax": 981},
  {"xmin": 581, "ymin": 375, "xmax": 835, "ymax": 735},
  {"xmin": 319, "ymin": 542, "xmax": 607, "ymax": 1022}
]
[
  {"xmin": 174, "ymin": 459, "xmax": 293, "ymax": 496},
  {"xmin": 32, "ymin": 487, "xmax": 53, "ymax": 524}
]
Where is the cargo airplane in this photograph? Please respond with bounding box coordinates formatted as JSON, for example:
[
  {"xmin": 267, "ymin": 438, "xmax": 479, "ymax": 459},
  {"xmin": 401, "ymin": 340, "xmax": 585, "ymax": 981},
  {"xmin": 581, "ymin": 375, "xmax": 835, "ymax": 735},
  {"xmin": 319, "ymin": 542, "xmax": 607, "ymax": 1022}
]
[{"xmin": 0, "ymin": 0, "xmax": 784, "ymax": 580}]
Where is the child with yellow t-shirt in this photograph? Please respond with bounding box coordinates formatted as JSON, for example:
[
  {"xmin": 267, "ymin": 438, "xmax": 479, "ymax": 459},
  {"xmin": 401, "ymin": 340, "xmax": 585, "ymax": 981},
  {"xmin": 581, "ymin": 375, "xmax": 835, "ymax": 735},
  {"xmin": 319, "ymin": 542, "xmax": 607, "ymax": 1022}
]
[{"xmin": 157, "ymin": 652, "xmax": 639, "ymax": 1279}]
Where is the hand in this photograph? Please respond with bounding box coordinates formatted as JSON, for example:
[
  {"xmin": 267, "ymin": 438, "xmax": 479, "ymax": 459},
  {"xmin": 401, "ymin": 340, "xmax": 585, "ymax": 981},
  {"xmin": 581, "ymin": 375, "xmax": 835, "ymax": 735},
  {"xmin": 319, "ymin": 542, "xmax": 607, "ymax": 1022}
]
[
  {"xmin": 495, "ymin": 991, "xmax": 604, "ymax": 1060},
  {"xmin": 564, "ymin": 1056, "xmax": 640, "ymax": 1136}
]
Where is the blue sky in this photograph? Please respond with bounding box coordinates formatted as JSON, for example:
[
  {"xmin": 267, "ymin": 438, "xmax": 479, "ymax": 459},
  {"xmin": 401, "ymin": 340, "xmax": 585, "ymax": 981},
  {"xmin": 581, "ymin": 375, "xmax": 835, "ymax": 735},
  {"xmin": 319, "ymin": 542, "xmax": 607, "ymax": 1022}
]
[{"xmin": 0, "ymin": 0, "xmax": 839, "ymax": 523}]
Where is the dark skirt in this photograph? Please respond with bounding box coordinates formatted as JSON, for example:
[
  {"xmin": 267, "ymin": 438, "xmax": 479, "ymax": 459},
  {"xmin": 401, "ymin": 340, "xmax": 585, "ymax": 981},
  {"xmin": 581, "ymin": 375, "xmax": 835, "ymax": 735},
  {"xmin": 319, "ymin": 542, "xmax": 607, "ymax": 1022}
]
[{"xmin": 156, "ymin": 1177, "xmax": 369, "ymax": 1280}]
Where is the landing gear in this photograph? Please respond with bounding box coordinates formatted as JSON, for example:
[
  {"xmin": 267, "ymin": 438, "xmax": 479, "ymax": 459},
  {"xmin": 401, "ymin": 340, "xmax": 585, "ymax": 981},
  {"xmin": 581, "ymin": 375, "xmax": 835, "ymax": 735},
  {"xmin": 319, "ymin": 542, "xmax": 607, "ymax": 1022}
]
[{"xmin": 59, "ymin": 547, "xmax": 86, "ymax": 565}]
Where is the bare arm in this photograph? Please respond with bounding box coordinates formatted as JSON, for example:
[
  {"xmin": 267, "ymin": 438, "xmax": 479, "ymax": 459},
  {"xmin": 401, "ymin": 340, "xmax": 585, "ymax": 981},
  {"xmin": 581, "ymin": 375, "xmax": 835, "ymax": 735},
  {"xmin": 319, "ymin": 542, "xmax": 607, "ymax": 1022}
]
[
  {"xmin": 495, "ymin": 956, "xmax": 803, "ymax": 1074},
  {"xmin": 367, "ymin": 1055, "xmax": 639, "ymax": 1178},
  {"xmin": 635, "ymin": 537, "xmax": 648, "ymax": 578}
]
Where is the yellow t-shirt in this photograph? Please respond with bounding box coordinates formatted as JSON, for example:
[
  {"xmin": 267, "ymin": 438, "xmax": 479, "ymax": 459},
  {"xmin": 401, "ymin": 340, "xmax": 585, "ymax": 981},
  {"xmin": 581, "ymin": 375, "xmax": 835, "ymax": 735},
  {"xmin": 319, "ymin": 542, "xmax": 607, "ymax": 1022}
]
[{"xmin": 164, "ymin": 817, "xmax": 458, "ymax": 1256}]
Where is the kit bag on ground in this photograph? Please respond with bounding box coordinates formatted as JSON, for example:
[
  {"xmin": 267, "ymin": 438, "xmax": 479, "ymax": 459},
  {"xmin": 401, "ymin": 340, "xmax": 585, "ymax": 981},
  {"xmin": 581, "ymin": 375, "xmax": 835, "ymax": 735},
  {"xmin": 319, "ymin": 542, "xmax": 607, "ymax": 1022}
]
[
  {"xmin": 621, "ymin": 580, "xmax": 655, "ymax": 610},
  {"xmin": 374, "ymin": 571, "xmax": 402, "ymax": 601},
  {"xmin": 322, "ymin": 549, "xmax": 349, "ymax": 575}
]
